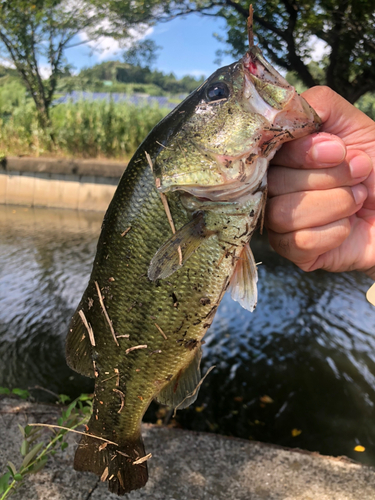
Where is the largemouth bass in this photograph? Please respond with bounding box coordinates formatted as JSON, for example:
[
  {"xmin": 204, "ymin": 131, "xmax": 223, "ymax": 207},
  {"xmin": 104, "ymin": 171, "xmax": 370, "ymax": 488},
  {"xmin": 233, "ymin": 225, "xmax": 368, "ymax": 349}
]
[{"xmin": 66, "ymin": 23, "xmax": 320, "ymax": 495}]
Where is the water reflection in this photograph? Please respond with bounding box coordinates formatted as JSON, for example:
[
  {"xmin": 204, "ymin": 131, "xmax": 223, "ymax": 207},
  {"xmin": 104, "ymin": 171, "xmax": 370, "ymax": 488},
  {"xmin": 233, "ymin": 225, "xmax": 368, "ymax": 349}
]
[{"xmin": 1, "ymin": 205, "xmax": 375, "ymax": 464}]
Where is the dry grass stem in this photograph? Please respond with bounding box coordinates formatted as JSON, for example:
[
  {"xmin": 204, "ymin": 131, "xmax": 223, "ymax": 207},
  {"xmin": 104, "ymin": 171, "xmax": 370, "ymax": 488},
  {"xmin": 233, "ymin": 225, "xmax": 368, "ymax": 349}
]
[
  {"xmin": 154, "ymin": 323, "xmax": 168, "ymax": 340},
  {"xmin": 78, "ymin": 309, "xmax": 95, "ymax": 346},
  {"xmin": 121, "ymin": 227, "xmax": 131, "ymax": 237},
  {"xmin": 116, "ymin": 334, "xmax": 130, "ymax": 338},
  {"xmin": 125, "ymin": 345, "xmax": 148, "ymax": 354},
  {"xmin": 133, "ymin": 453, "xmax": 152, "ymax": 465},
  {"xmin": 28, "ymin": 423, "xmax": 118, "ymax": 446},
  {"xmin": 95, "ymin": 281, "xmax": 119, "ymax": 346}
]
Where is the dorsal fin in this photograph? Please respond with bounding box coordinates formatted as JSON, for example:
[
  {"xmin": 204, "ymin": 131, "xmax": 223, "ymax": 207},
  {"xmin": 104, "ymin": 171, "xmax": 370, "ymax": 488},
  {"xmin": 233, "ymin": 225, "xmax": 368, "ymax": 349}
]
[
  {"xmin": 148, "ymin": 212, "xmax": 214, "ymax": 281},
  {"xmin": 65, "ymin": 307, "xmax": 95, "ymax": 378},
  {"xmin": 229, "ymin": 242, "xmax": 258, "ymax": 312},
  {"xmin": 155, "ymin": 347, "xmax": 202, "ymax": 409}
]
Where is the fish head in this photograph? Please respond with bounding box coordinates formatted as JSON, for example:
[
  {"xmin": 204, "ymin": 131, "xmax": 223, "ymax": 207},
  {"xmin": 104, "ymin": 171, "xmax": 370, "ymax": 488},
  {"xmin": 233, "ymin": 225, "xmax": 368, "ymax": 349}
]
[{"xmin": 154, "ymin": 45, "xmax": 321, "ymax": 202}]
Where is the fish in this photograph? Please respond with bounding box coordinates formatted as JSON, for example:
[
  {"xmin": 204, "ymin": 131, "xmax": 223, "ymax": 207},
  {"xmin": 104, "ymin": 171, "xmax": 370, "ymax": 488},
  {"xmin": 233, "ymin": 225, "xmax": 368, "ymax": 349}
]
[{"xmin": 65, "ymin": 12, "xmax": 321, "ymax": 496}]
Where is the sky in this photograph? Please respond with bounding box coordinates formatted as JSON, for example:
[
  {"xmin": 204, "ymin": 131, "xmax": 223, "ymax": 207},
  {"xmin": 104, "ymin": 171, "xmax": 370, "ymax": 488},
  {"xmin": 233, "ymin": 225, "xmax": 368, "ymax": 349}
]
[{"xmin": 64, "ymin": 14, "xmax": 239, "ymax": 79}]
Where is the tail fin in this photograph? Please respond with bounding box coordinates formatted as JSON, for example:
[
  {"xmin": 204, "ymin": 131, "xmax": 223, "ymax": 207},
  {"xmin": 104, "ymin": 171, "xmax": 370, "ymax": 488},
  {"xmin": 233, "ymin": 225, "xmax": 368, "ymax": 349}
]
[{"xmin": 74, "ymin": 423, "xmax": 148, "ymax": 495}]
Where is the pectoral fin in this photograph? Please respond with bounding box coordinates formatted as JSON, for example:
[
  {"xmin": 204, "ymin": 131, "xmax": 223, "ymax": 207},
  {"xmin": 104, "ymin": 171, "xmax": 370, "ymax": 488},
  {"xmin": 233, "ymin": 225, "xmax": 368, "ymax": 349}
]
[
  {"xmin": 229, "ymin": 242, "xmax": 258, "ymax": 312},
  {"xmin": 155, "ymin": 347, "xmax": 202, "ymax": 409},
  {"xmin": 148, "ymin": 212, "xmax": 213, "ymax": 281}
]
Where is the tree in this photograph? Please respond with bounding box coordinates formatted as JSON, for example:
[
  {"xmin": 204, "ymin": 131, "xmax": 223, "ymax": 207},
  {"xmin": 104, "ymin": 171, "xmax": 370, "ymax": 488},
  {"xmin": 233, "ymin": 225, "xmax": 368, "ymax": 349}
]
[
  {"xmin": 150, "ymin": 0, "xmax": 375, "ymax": 104},
  {"xmin": 0, "ymin": 0, "xmax": 164, "ymax": 127}
]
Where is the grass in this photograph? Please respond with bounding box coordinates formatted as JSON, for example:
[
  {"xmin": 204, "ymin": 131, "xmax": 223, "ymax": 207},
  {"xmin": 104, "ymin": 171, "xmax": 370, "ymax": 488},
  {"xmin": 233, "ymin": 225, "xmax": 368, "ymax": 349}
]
[
  {"xmin": 0, "ymin": 389, "xmax": 93, "ymax": 500},
  {"xmin": 0, "ymin": 80, "xmax": 170, "ymax": 161}
]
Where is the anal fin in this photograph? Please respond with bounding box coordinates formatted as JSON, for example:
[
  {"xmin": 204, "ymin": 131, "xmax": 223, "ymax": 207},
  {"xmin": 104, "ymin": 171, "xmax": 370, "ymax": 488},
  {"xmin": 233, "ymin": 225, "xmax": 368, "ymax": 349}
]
[
  {"xmin": 155, "ymin": 347, "xmax": 202, "ymax": 409},
  {"xmin": 65, "ymin": 307, "xmax": 95, "ymax": 378},
  {"xmin": 229, "ymin": 242, "xmax": 258, "ymax": 312}
]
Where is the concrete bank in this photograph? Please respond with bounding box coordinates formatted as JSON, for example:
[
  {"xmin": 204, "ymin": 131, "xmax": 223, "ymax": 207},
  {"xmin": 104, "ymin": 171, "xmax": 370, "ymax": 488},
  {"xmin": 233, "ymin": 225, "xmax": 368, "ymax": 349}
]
[
  {"xmin": 1, "ymin": 397, "xmax": 374, "ymax": 500},
  {"xmin": 0, "ymin": 157, "xmax": 126, "ymax": 211}
]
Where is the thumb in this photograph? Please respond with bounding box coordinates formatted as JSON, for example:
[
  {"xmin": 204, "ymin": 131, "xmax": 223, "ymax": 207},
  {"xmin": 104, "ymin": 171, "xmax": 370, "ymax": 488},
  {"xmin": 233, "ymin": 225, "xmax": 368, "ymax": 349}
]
[{"xmin": 301, "ymin": 86, "xmax": 373, "ymax": 140}]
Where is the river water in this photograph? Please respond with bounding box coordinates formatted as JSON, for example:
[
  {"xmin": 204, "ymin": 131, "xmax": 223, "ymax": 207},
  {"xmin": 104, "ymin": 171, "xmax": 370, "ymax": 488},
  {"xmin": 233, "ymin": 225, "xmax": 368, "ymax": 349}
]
[{"xmin": 1, "ymin": 204, "xmax": 375, "ymax": 465}]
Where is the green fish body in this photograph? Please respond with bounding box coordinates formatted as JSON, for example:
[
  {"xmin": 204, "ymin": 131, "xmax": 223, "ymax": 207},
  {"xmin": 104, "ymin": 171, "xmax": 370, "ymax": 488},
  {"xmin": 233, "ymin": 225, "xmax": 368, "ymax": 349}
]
[{"xmin": 66, "ymin": 45, "xmax": 320, "ymax": 495}]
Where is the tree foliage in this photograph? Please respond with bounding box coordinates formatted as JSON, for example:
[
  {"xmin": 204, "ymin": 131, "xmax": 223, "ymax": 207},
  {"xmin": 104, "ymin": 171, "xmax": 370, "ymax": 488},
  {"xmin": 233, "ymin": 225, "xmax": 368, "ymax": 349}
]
[
  {"xmin": 0, "ymin": 0, "xmax": 163, "ymax": 126},
  {"xmin": 77, "ymin": 60, "xmax": 205, "ymax": 94},
  {"xmin": 149, "ymin": 0, "xmax": 375, "ymax": 103}
]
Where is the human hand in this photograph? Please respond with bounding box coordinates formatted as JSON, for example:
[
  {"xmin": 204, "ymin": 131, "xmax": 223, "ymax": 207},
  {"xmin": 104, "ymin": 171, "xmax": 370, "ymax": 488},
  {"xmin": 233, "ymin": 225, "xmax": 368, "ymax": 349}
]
[{"xmin": 266, "ymin": 86, "xmax": 375, "ymax": 279}]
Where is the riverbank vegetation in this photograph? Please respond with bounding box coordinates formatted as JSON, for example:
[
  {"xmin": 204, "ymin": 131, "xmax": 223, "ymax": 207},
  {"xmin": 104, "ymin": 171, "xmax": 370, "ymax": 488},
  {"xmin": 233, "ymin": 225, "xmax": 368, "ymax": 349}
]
[
  {"xmin": 0, "ymin": 58, "xmax": 206, "ymax": 160},
  {"xmin": 0, "ymin": 74, "xmax": 171, "ymax": 161}
]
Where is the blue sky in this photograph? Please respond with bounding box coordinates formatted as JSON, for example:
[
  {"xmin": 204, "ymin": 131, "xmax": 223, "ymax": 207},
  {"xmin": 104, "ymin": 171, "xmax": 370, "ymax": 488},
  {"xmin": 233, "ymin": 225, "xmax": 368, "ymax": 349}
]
[{"xmin": 64, "ymin": 13, "xmax": 236, "ymax": 79}]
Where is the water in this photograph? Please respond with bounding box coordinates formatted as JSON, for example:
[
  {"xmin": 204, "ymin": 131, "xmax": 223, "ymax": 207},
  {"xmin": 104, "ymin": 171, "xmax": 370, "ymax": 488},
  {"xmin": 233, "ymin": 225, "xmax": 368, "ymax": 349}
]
[{"xmin": 1, "ymin": 205, "xmax": 375, "ymax": 464}]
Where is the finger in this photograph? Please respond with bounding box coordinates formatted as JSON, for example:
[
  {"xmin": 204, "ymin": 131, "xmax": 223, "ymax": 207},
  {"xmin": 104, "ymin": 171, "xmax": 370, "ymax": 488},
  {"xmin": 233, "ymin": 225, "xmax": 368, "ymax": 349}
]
[
  {"xmin": 268, "ymin": 150, "xmax": 373, "ymax": 197},
  {"xmin": 267, "ymin": 218, "xmax": 351, "ymax": 269},
  {"xmin": 266, "ymin": 185, "xmax": 368, "ymax": 234},
  {"xmin": 271, "ymin": 132, "xmax": 346, "ymax": 170}
]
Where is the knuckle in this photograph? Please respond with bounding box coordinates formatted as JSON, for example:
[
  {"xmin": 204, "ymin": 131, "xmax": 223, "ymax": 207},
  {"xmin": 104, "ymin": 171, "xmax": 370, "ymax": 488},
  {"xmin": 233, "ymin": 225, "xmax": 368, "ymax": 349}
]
[{"xmin": 266, "ymin": 195, "xmax": 296, "ymax": 233}]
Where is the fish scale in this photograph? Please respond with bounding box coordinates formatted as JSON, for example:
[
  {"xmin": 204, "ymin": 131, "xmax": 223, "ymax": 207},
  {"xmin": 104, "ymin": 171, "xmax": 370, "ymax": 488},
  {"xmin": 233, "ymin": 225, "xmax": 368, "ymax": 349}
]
[{"xmin": 66, "ymin": 24, "xmax": 320, "ymax": 495}]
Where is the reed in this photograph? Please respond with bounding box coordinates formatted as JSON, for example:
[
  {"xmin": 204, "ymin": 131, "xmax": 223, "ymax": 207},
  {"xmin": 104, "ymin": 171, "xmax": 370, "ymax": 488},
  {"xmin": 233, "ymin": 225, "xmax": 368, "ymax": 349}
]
[{"xmin": 0, "ymin": 83, "xmax": 169, "ymax": 160}]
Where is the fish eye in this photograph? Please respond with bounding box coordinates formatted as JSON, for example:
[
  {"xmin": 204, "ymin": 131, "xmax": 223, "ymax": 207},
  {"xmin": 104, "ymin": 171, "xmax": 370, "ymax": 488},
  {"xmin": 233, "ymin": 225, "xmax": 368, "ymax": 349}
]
[{"xmin": 206, "ymin": 82, "xmax": 229, "ymax": 101}]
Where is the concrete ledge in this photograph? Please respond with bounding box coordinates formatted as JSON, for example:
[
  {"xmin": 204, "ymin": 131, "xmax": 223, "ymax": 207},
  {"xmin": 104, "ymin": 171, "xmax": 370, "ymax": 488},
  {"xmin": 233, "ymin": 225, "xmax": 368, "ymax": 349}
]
[
  {"xmin": 0, "ymin": 156, "xmax": 127, "ymax": 178},
  {"xmin": 0, "ymin": 172, "xmax": 117, "ymax": 211},
  {"xmin": 1, "ymin": 397, "xmax": 375, "ymax": 500}
]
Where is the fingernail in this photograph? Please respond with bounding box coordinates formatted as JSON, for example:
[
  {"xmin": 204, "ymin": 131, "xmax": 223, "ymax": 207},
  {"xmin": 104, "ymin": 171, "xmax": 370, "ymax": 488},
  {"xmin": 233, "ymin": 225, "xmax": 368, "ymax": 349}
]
[
  {"xmin": 351, "ymin": 184, "xmax": 368, "ymax": 205},
  {"xmin": 349, "ymin": 154, "xmax": 373, "ymax": 179},
  {"xmin": 310, "ymin": 141, "xmax": 346, "ymax": 164}
]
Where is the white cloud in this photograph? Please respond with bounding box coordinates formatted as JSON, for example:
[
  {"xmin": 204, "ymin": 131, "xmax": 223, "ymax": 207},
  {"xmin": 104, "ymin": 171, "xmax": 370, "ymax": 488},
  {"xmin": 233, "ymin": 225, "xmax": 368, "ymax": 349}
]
[
  {"xmin": 0, "ymin": 58, "xmax": 51, "ymax": 79},
  {"xmin": 0, "ymin": 58, "xmax": 15, "ymax": 68},
  {"xmin": 306, "ymin": 36, "xmax": 330, "ymax": 62},
  {"xmin": 79, "ymin": 25, "xmax": 153, "ymax": 61},
  {"xmin": 39, "ymin": 65, "xmax": 52, "ymax": 79}
]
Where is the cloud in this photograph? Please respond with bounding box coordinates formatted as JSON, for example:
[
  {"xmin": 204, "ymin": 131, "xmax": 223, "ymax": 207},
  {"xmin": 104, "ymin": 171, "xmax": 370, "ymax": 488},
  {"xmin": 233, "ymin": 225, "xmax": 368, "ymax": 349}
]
[
  {"xmin": 306, "ymin": 36, "xmax": 330, "ymax": 62},
  {"xmin": 39, "ymin": 65, "xmax": 52, "ymax": 79},
  {"xmin": 0, "ymin": 58, "xmax": 15, "ymax": 68},
  {"xmin": 0, "ymin": 58, "xmax": 51, "ymax": 79},
  {"xmin": 79, "ymin": 25, "xmax": 153, "ymax": 61}
]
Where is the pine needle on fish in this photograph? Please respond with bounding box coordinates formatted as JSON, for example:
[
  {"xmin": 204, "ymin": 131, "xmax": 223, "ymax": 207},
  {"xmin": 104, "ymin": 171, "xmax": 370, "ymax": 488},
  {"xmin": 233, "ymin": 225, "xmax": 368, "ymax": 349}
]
[
  {"xmin": 78, "ymin": 310, "xmax": 95, "ymax": 346},
  {"xmin": 95, "ymin": 281, "xmax": 119, "ymax": 347},
  {"xmin": 133, "ymin": 453, "xmax": 152, "ymax": 465},
  {"xmin": 125, "ymin": 345, "xmax": 148, "ymax": 354},
  {"xmin": 154, "ymin": 323, "xmax": 168, "ymax": 340},
  {"xmin": 145, "ymin": 151, "xmax": 183, "ymax": 265}
]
